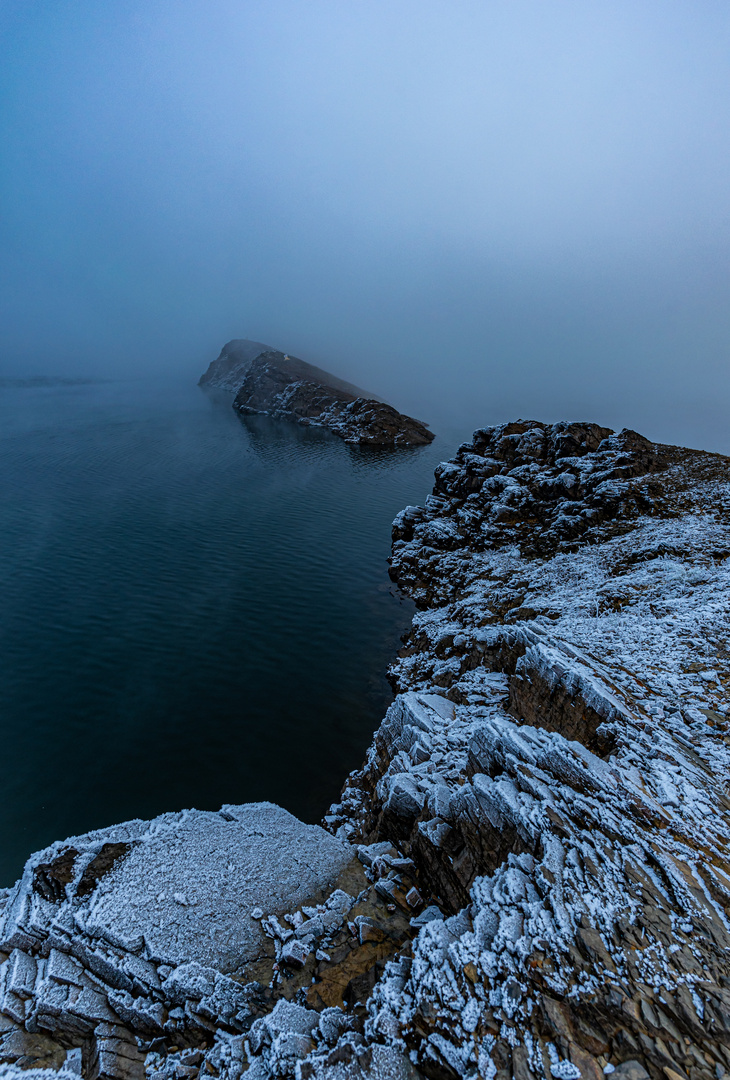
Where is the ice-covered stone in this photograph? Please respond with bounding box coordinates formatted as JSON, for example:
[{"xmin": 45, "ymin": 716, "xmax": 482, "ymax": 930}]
[
  {"xmin": 0, "ymin": 803, "xmax": 360, "ymax": 1077},
  {"xmin": 81, "ymin": 803, "xmax": 354, "ymax": 973}
]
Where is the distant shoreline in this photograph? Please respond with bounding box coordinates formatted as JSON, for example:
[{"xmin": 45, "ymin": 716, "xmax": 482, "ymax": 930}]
[{"xmin": 0, "ymin": 376, "xmax": 106, "ymax": 388}]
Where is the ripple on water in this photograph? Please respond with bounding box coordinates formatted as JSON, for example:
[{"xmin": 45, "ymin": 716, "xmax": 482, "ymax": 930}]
[{"xmin": 0, "ymin": 377, "xmax": 448, "ymax": 885}]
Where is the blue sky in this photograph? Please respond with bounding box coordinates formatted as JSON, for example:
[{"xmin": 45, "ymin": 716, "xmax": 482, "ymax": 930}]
[{"xmin": 1, "ymin": 1, "xmax": 729, "ymax": 447}]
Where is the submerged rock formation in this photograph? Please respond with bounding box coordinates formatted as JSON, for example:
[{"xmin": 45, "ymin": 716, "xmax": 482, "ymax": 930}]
[
  {"xmin": 199, "ymin": 342, "xmax": 434, "ymax": 448},
  {"xmin": 2, "ymin": 420, "xmax": 730, "ymax": 1080}
]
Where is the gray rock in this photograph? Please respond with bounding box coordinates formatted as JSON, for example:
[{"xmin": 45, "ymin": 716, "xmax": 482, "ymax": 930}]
[
  {"xmin": 409, "ymin": 906, "xmax": 442, "ymax": 929},
  {"xmin": 279, "ymin": 940, "xmax": 311, "ymax": 969},
  {"xmin": 0, "ymin": 802, "xmax": 359, "ymax": 1074},
  {"xmin": 1, "ymin": 802, "xmax": 354, "ymax": 976},
  {"xmin": 610, "ymin": 1063, "xmax": 650, "ymax": 1080}
]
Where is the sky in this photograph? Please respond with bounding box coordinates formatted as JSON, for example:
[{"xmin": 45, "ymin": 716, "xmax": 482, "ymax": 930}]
[{"xmin": 1, "ymin": 0, "xmax": 729, "ymax": 450}]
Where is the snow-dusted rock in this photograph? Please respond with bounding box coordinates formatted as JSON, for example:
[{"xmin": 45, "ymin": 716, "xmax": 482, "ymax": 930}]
[
  {"xmin": 328, "ymin": 420, "xmax": 730, "ymax": 1080},
  {"xmin": 0, "ymin": 804, "xmax": 359, "ymax": 1079},
  {"xmin": 4, "ymin": 418, "xmax": 730, "ymax": 1080},
  {"xmin": 231, "ymin": 352, "xmax": 434, "ymax": 448}
]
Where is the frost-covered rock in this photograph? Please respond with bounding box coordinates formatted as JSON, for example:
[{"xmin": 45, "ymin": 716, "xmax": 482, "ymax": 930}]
[
  {"xmin": 0, "ymin": 804, "xmax": 360, "ymax": 1079},
  {"xmin": 329, "ymin": 420, "xmax": 730, "ymax": 1080},
  {"xmin": 4, "ymin": 419, "xmax": 730, "ymax": 1080}
]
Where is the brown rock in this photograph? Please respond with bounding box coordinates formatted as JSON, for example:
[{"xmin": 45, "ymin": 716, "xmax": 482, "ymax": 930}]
[{"xmin": 231, "ymin": 352, "xmax": 434, "ymax": 447}]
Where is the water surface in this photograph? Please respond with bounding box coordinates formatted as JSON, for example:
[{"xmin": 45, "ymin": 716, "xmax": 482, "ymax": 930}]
[{"xmin": 0, "ymin": 376, "xmax": 454, "ymax": 885}]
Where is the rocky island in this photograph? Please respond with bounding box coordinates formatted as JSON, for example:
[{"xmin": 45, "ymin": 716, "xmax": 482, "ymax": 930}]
[
  {"xmin": 199, "ymin": 341, "xmax": 434, "ymax": 448},
  {"xmin": 2, "ymin": 420, "xmax": 730, "ymax": 1080}
]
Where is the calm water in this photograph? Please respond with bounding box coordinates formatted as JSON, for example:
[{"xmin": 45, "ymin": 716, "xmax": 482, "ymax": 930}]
[{"xmin": 0, "ymin": 376, "xmax": 455, "ymax": 886}]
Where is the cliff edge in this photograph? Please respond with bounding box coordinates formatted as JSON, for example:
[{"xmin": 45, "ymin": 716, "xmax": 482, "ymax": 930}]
[
  {"xmin": 200, "ymin": 342, "xmax": 434, "ymax": 449},
  {"xmin": 2, "ymin": 421, "xmax": 730, "ymax": 1080},
  {"xmin": 328, "ymin": 420, "xmax": 730, "ymax": 1080}
]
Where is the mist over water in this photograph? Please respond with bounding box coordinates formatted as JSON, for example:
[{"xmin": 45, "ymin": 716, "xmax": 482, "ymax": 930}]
[
  {"xmin": 1, "ymin": 1, "xmax": 729, "ymax": 452},
  {"xmin": 0, "ymin": 3, "xmax": 729, "ymax": 879}
]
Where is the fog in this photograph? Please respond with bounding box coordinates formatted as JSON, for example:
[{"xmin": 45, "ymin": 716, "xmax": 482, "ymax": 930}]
[{"xmin": 2, "ymin": 0, "xmax": 729, "ymax": 451}]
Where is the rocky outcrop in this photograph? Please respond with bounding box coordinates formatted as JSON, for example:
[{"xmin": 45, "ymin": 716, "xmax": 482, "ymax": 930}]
[
  {"xmin": 328, "ymin": 420, "xmax": 730, "ymax": 1080},
  {"xmin": 200, "ymin": 342, "xmax": 434, "ymax": 448},
  {"xmin": 2, "ymin": 419, "xmax": 730, "ymax": 1080},
  {"xmin": 0, "ymin": 806, "xmax": 426, "ymax": 1080}
]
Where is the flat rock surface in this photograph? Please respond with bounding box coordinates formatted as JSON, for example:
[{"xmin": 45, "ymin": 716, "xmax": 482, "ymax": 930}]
[
  {"xmin": 82, "ymin": 803, "xmax": 356, "ymax": 972},
  {"xmin": 2, "ymin": 802, "xmax": 356, "ymax": 976}
]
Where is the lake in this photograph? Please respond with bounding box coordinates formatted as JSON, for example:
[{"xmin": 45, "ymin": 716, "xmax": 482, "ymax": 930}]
[{"xmin": 0, "ymin": 376, "xmax": 455, "ymax": 886}]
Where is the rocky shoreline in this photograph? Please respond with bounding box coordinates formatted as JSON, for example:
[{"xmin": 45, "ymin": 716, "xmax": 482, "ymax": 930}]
[
  {"xmin": 2, "ymin": 420, "xmax": 730, "ymax": 1080},
  {"xmin": 200, "ymin": 341, "xmax": 434, "ymax": 448}
]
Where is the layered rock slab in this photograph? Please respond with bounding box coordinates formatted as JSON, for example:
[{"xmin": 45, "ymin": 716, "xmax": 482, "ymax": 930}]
[
  {"xmin": 3, "ymin": 803, "xmax": 355, "ymax": 974},
  {"xmin": 0, "ymin": 804, "xmax": 360, "ymax": 1079}
]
